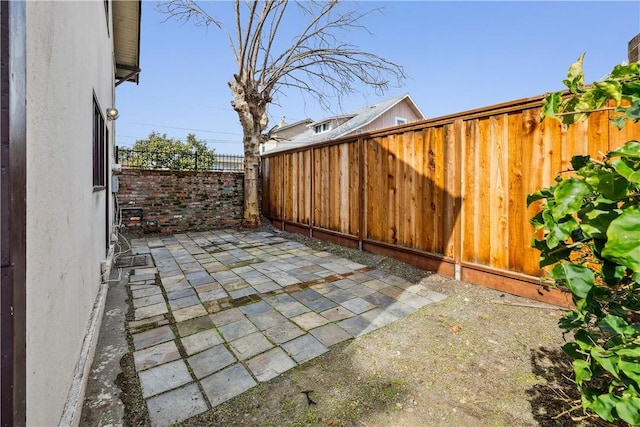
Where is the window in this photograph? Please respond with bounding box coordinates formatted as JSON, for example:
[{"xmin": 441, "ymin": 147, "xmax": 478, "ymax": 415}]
[
  {"xmin": 395, "ymin": 117, "xmax": 407, "ymax": 126},
  {"xmin": 93, "ymin": 96, "xmax": 106, "ymax": 188},
  {"xmin": 314, "ymin": 122, "xmax": 331, "ymax": 134}
]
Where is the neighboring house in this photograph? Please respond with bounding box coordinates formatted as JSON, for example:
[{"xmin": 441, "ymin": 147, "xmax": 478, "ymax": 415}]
[
  {"xmin": 1, "ymin": 1, "xmax": 141, "ymax": 426},
  {"xmin": 263, "ymin": 94, "xmax": 424, "ymax": 152},
  {"xmin": 261, "ymin": 117, "xmax": 313, "ymax": 153}
]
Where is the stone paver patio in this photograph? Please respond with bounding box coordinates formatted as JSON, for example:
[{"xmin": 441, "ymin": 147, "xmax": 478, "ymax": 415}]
[{"xmin": 126, "ymin": 230, "xmax": 446, "ymax": 426}]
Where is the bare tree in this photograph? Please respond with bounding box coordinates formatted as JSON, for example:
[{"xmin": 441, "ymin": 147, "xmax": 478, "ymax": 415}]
[{"xmin": 159, "ymin": 0, "xmax": 407, "ymax": 227}]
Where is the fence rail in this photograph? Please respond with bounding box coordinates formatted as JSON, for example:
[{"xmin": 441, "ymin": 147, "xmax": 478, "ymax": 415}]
[
  {"xmin": 261, "ymin": 96, "xmax": 640, "ymax": 307},
  {"xmin": 116, "ymin": 147, "xmax": 245, "ymax": 172}
]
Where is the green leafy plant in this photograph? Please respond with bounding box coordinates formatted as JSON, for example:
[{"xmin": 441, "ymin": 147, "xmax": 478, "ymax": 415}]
[
  {"xmin": 529, "ymin": 55, "xmax": 640, "ymax": 425},
  {"xmin": 123, "ymin": 131, "xmax": 216, "ymax": 170}
]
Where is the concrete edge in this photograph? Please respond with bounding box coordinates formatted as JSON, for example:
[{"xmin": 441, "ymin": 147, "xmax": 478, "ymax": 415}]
[{"xmin": 58, "ymin": 277, "xmax": 110, "ymax": 427}]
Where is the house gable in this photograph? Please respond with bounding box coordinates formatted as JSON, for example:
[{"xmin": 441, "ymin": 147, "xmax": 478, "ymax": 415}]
[{"xmin": 277, "ymin": 94, "xmax": 425, "ymax": 150}]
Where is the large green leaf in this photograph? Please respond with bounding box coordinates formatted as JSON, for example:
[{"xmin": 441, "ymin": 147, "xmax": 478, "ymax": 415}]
[
  {"xmin": 611, "ymin": 116, "xmax": 627, "ymax": 130},
  {"xmin": 531, "ymin": 239, "xmax": 571, "ymax": 268},
  {"xmin": 551, "ymin": 178, "xmax": 590, "ymax": 220},
  {"xmin": 559, "ymin": 310, "xmax": 586, "ymax": 331},
  {"xmin": 563, "ymin": 53, "xmax": 586, "ymax": 93},
  {"xmin": 610, "ymin": 62, "xmax": 640, "ymax": 79},
  {"xmin": 546, "ymin": 217, "xmax": 578, "ymax": 249},
  {"xmin": 601, "ymin": 261, "xmax": 627, "ymax": 286},
  {"xmin": 584, "ymin": 167, "xmax": 629, "ymax": 199},
  {"xmin": 598, "ymin": 314, "xmax": 629, "ymax": 335},
  {"xmin": 619, "ymin": 359, "xmax": 640, "ymax": 384},
  {"xmin": 579, "ymin": 205, "xmax": 619, "ymax": 239},
  {"xmin": 571, "ymin": 155, "xmax": 591, "ymax": 170},
  {"xmin": 561, "ymin": 97, "xmax": 586, "ymax": 126},
  {"xmin": 591, "ymin": 347, "xmax": 620, "ymax": 379},
  {"xmin": 616, "ymin": 345, "xmax": 640, "ymax": 358},
  {"xmin": 574, "ymin": 88, "xmax": 607, "ymax": 113},
  {"xmin": 574, "ymin": 329, "xmax": 595, "ymax": 351},
  {"xmin": 589, "ymin": 393, "xmax": 619, "ymax": 422},
  {"xmin": 551, "ymin": 263, "xmax": 594, "ymax": 299},
  {"xmin": 625, "ymin": 99, "xmax": 640, "ymax": 121},
  {"xmin": 594, "ymin": 80, "xmax": 622, "ymax": 105},
  {"xmin": 573, "ymin": 359, "xmax": 592, "ymax": 385},
  {"xmin": 609, "ymin": 140, "xmax": 640, "ymax": 159},
  {"xmin": 562, "ymin": 341, "xmax": 583, "ymax": 359},
  {"xmin": 541, "ymin": 92, "xmax": 562, "ymax": 120},
  {"xmin": 602, "ymin": 207, "xmax": 640, "ymax": 273},
  {"xmin": 527, "ymin": 187, "xmax": 554, "ymax": 206},
  {"xmin": 612, "ymin": 159, "xmax": 640, "ymax": 184},
  {"xmin": 615, "ymin": 396, "xmax": 640, "ymax": 425}
]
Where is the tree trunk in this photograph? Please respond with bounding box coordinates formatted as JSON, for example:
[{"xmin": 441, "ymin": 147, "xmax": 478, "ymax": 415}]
[
  {"xmin": 241, "ymin": 131, "xmax": 261, "ymax": 227},
  {"xmin": 229, "ymin": 77, "xmax": 267, "ymax": 228}
]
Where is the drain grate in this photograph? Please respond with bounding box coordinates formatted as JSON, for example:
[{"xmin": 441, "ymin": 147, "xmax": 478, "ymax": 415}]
[{"xmin": 114, "ymin": 255, "xmax": 148, "ymax": 268}]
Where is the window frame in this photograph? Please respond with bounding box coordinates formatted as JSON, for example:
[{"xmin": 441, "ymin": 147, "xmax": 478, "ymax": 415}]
[
  {"xmin": 395, "ymin": 117, "xmax": 407, "ymax": 126},
  {"xmin": 314, "ymin": 122, "xmax": 331, "ymax": 134},
  {"xmin": 93, "ymin": 94, "xmax": 106, "ymax": 190}
]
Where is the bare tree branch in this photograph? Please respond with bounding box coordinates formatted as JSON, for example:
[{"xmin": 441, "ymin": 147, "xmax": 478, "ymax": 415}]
[{"xmin": 159, "ymin": 0, "xmax": 408, "ymax": 227}]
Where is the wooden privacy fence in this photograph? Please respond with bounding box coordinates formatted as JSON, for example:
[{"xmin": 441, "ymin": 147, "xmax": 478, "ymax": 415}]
[{"xmin": 261, "ymin": 96, "xmax": 640, "ymax": 307}]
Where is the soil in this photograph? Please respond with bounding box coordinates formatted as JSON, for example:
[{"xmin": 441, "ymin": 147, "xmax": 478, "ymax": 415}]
[{"xmin": 117, "ymin": 224, "xmax": 607, "ymax": 427}]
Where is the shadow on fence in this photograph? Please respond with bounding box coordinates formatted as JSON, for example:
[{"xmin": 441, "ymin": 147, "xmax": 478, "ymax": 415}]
[{"xmin": 116, "ymin": 146, "xmax": 245, "ymax": 172}]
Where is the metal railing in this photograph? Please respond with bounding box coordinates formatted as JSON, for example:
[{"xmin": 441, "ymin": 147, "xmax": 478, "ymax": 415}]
[{"xmin": 116, "ymin": 147, "xmax": 245, "ymax": 172}]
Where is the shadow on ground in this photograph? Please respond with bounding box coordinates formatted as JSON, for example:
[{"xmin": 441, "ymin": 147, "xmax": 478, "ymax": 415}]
[{"xmin": 527, "ymin": 346, "xmax": 583, "ymax": 426}]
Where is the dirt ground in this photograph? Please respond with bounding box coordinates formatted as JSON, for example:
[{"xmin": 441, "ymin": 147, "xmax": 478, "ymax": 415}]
[{"xmin": 119, "ymin": 227, "xmax": 601, "ymax": 427}]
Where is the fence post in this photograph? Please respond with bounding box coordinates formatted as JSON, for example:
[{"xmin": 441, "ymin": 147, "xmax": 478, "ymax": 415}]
[
  {"xmin": 115, "ymin": 146, "xmax": 119, "ymax": 164},
  {"xmin": 194, "ymin": 150, "xmax": 198, "ymax": 171}
]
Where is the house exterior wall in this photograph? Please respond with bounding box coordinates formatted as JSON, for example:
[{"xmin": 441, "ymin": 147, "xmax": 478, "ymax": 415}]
[
  {"xmin": 264, "ymin": 121, "xmax": 313, "ymax": 152},
  {"xmin": 272, "ymin": 122, "xmax": 311, "ymax": 141},
  {"xmin": 25, "ymin": 2, "xmax": 115, "ymax": 425},
  {"xmin": 355, "ymin": 101, "xmax": 422, "ymax": 135}
]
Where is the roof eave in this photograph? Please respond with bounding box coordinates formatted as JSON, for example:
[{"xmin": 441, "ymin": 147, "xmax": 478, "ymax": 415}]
[{"xmin": 113, "ymin": 0, "xmax": 141, "ymax": 86}]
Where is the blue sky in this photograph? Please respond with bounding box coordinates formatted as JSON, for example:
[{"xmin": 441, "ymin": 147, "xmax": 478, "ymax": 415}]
[{"xmin": 115, "ymin": 1, "xmax": 640, "ymax": 155}]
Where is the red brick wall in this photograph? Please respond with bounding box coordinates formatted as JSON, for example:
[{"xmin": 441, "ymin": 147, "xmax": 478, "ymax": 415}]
[{"xmin": 116, "ymin": 169, "xmax": 244, "ymax": 233}]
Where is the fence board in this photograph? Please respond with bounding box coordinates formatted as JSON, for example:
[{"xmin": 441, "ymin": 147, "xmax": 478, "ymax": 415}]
[
  {"xmin": 261, "ymin": 96, "xmax": 640, "ymax": 306},
  {"xmin": 348, "ymin": 142, "xmax": 360, "ymax": 236},
  {"xmin": 413, "ymin": 130, "xmax": 426, "ymax": 252},
  {"xmin": 489, "ymin": 114, "xmax": 509, "ymax": 270},
  {"xmin": 507, "ymin": 112, "xmax": 525, "ymax": 273}
]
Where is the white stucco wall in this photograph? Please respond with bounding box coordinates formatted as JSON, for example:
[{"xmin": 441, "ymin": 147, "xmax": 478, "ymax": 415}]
[{"xmin": 25, "ymin": 2, "xmax": 115, "ymax": 425}]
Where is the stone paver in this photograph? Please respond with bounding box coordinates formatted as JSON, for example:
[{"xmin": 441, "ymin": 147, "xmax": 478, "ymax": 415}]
[
  {"xmin": 187, "ymin": 344, "xmax": 236, "ymax": 379},
  {"xmin": 210, "ymin": 307, "xmax": 245, "ymax": 326},
  {"xmin": 320, "ymin": 306, "xmax": 355, "ymax": 322},
  {"xmin": 172, "ymin": 304, "xmax": 208, "ymax": 322},
  {"xmin": 200, "ymin": 364, "xmax": 257, "ymax": 407},
  {"xmin": 264, "ymin": 321, "xmax": 306, "ymax": 344},
  {"xmin": 246, "ymin": 347, "xmax": 296, "ymax": 382},
  {"xmin": 126, "ymin": 229, "xmax": 447, "ymax": 425},
  {"xmin": 218, "ymin": 317, "xmax": 258, "ymax": 341},
  {"xmin": 341, "ymin": 297, "xmax": 376, "ymax": 314},
  {"xmin": 135, "ymin": 302, "xmax": 168, "ymax": 320},
  {"xmin": 132, "ymin": 325, "xmax": 175, "ymax": 351},
  {"xmin": 146, "ymin": 383, "xmax": 208, "ymax": 427},
  {"xmin": 133, "ymin": 293, "xmax": 166, "ymax": 309},
  {"xmin": 138, "ymin": 359, "xmax": 193, "ymax": 398},
  {"xmin": 181, "ymin": 329, "xmax": 224, "ymax": 355},
  {"xmin": 291, "ymin": 311, "xmax": 329, "ymax": 331},
  {"xmin": 281, "ymin": 334, "xmax": 328, "ymax": 364},
  {"xmin": 229, "ymin": 331, "xmax": 273, "ymax": 360},
  {"xmin": 248, "ymin": 310, "xmax": 288, "ymax": 330},
  {"xmin": 134, "ymin": 341, "xmax": 181, "ymax": 371},
  {"xmin": 177, "ymin": 315, "xmax": 215, "ymax": 337},
  {"xmin": 310, "ymin": 323, "xmax": 352, "ymax": 347}
]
